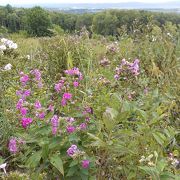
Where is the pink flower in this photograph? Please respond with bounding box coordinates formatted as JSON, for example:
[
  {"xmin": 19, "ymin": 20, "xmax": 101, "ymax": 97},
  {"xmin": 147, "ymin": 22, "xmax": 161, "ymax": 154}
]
[
  {"xmin": 73, "ymin": 81, "xmax": 79, "ymax": 87},
  {"xmin": 82, "ymin": 160, "xmax": 90, "ymax": 169},
  {"xmin": 63, "ymin": 93, "xmax": 72, "ymax": 100},
  {"xmin": 48, "ymin": 104, "xmax": 54, "ymax": 112},
  {"xmin": 51, "ymin": 115, "xmax": 59, "ymax": 135},
  {"xmin": 61, "ymin": 98, "xmax": 67, "ymax": 106},
  {"xmin": 67, "ymin": 145, "xmax": 78, "ymax": 157},
  {"xmin": 79, "ymin": 123, "xmax": 87, "ymax": 130},
  {"xmin": 31, "ymin": 69, "xmax": 41, "ymax": 81},
  {"xmin": 16, "ymin": 99, "xmax": 23, "ymax": 110},
  {"xmin": 64, "ymin": 67, "xmax": 83, "ymax": 80},
  {"xmin": 24, "ymin": 89, "xmax": 31, "ymax": 96},
  {"xmin": 114, "ymin": 74, "xmax": 119, "ymax": 80},
  {"xmin": 21, "ymin": 117, "xmax": 32, "ymax": 128},
  {"xmin": 38, "ymin": 81, "xmax": 43, "ymax": 88},
  {"xmin": 55, "ymin": 80, "xmax": 64, "ymax": 93},
  {"xmin": 16, "ymin": 90, "xmax": 23, "ymax": 96},
  {"xmin": 66, "ymin": 125, "xmax": 76, "ymax": 133},
  {"xmin": 20, "ymin": 107, "xmax": 28, "ymax": 116},
  {"xmin": 67, "ymin": 117, "xmax": 75, "ymax": 123},
  {"xmin": 38, "ymin": 112, "xmax": 45, "ymax": 119},
  {"xmin": 85, "ymin": 117, "xmax": 90, "ymax": 122},
  {"xmin": 34, "ymin": 100, "xmax": 41, "ymax": 109},
  {"xmin": 9, "ymin": 138, "xmax": 18, "ymax": 153},
  {"xmin": 20, "ymin": 74, "xmax": 29, "ymax": 85}
]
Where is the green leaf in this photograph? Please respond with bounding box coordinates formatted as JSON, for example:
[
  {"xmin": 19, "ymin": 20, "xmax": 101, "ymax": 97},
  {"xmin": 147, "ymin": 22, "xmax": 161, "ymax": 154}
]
[
  {"xmin": 139, "ymin": 166, "xmax": 159, "ymax": 179},
  {"xmin": 66, "ymin": 166, "xmax": 78, "ymax": 177},
  {"xmin": 26, "ymin": 151, "xmax": 42, "ymax": 168},
  {"xmin": 103, "ymin": 107, "xmax": 118, "ymax": 131},
  {"xmin": 50, "ymin": 154, "xmax": 64, "ymax": 176},
  {"xmin": 69, "ymin": 160, "xmax": 79, "ymax": 167},
  {"xmin": 152, "ymin": 132, "xmax": 165, "ymax": 146},
  {"xmin": 67, "ymin": 51, "xmax": 73, "ymax": 69}
]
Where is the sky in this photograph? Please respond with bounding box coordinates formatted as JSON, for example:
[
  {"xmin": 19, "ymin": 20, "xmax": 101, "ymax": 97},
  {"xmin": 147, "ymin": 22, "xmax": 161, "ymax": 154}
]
[{"xmin": 0, "ymin": 0, "xmax": 177, "ymax": 5}]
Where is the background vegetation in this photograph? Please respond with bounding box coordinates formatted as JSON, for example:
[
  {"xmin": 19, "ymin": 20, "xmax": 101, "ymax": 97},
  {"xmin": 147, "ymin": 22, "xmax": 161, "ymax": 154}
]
[{"xmin": 0, "ymin": 4, "xmax": 179, "ymax": 180}]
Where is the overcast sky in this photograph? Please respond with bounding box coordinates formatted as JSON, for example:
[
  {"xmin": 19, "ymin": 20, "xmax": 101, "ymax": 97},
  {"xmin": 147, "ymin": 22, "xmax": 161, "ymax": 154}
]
[{"xmin": 0, "ymin": 0, "xmax": 177, "ymax": 5}]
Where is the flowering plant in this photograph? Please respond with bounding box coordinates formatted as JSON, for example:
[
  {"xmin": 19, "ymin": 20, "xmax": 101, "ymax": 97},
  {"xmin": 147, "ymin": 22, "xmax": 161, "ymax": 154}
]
[{"xmin": 8, "ymin": 67, "xmax": 95, "ymax": 178}]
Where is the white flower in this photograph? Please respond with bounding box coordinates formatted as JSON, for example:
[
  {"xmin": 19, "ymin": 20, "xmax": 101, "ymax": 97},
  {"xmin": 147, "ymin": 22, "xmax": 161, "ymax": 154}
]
[
  {"xmin": 27, "ymin": 55, "xmax": 30, "ymax": 60},
  {"xmin": 1, "ymin": 38, "xmax": 8, "ymax": 43},
  {"xmin": 0, "ymin": 163, "xmax": 7, "ymax": 174},
  {"xmin": 0, "ymin": 45, "xmax": 6, "ymax": 51},
  {"xmin": 4, "ymin": 63, "xmax": 12, "ymax": 70},
  {"xmin": 9, "ymin": 43, "xmax": 18, "ymax": 49}
]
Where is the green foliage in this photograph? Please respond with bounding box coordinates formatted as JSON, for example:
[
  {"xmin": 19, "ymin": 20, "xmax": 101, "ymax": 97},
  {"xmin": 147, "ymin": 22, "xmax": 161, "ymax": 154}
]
[
  {"xmin": 0, "ymin": 18, "xmax": 179, "ymax": 179},
  {"xmin": 26, "ymin": 7, "xmax": 52, "ymax": 37}
]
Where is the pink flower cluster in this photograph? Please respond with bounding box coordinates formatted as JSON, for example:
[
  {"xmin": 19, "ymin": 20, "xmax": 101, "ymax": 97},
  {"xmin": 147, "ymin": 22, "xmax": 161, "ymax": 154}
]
[
  {"xmin": 114, "ymin": 58, "xmax": 140, "ymax": 80},
  {"xmin": 16, "ymin": 89, "xmax": 31, "ymax": 100},
  {"xmin": 61, "ymin": 92, "xmax": 72, "ymax": 106},
  {"xmin": 51, "ymin": 115, "xmax": 59, "ymax": 135},
  {"xmin": 64, "ymin": 67, "xmax": 83, "ymax": 80},
  {"xmin": 8, "ymin": 138, "xmax": 25, "ymax": 153},
  {"xmin": 66, "ymin": 125, "xmax": 76, "ymax": 133},
  {"xmin": 16, "ymin": 69, "xmax": 45, "ymax": 129},
  {"xmin": 67, "ymin": 145, "xmax": 79, "ymax": 157},
  {"xmin": 30, "ymin": 69, "xmax": 43, "ymax": 88},
  {"xmin": 20, "ymin": 72, "xmax": 29, "ymax": 86},
  {"xmin": 82, "ymin": 160, "xmax": 90, "ymax": 169},
  {"xmin": 55, "ymin": 80, "xmax": 65, "ymax": 93},
  {"xmin": 8, "ymin": 138, "xmax": 18, "ymax": 153},
  {"xmin": 21, "ymin": 117, "xmax": 33, "ymax": 128}
]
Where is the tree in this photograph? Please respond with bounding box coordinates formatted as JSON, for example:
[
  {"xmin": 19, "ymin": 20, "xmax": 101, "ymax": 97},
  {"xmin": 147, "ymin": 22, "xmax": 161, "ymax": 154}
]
[{"xmin": 26, "ymin": 6, "xmax": 52, "ymax": 37}]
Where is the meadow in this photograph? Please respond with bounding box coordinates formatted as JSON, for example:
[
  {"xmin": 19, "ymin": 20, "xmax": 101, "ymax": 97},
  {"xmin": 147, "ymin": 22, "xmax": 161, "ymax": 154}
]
[{"xmin": 0, "ymin": 6, "xmax": 180, "ymax": 180}]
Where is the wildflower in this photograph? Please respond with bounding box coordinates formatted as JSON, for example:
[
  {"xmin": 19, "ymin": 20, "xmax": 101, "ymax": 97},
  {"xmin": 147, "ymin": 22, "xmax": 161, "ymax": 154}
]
[
  {"xmin": 51, "ymin": 115, "xmax": 59, "ymax": 135},
  {"xmin": 85, "ymin": 117, "xmax": 90, "ymax": 122},
  {"xmin": 63, "ymin": 93, "xmax": 72, "ymax": 100},
  {"xmin": 34, "ymin": 100, "xmax": 41, "ymax": 109},
  {"xmin": 82, "ymin": 160, "xmax": 90, "ymax": 169},
  {"xmin": 38, "ymin": 112, "xmax": 45, "ymax": 119},
  {"xmin": 83, "ymin": 107, "xmax": 93, "ymax": 114},
  {"xmin": 79, "ymin": 123, "xmax": 87, "ymax": 130},
  {"xmin": 114, "ymin": 74, "xmax": 119, "ymax": 80},
  {"xmin": 48, "ymin": 104, "xmax": 54, "ymax": 112},
  {"xmin": 73, "ymin": 81, "xmax": 79, "ymax": 87},
  {"xmin": 66, "ymin": 125, "xmax": 76, "ymax": 133},
  {"xmin": 4, "ymin": 63, "xmax": 12, "ymax": 70},
  {"xmin": 55, "ymin": 80, "xmax": 64, "ymax": 92},
  {"xmin": 64, "ymin": 67, "xmax": 83, "ymax": 80},
  {"xmin": 0, "ymin": 45, "xmax": 6, "ymax": 51},
  {"xmin": 100, "ymin": 57, "xmax": 110, "ymax": 66},
  {"xmin": 20, "ymin": 74, "xmax": 29, "ymax": 85},
  {"xmin": 21, "ymin": 117, "xmax": 33, "ymax": 128},
  {"xmin": 67, "ymin": 145, "xmax": 79, "ymax": 157},
  {"xmin": 31, "ymin": 69, "xmax": 41, "ymax": 81},
  {"xmin": 38, "ymin": 81, "xmax": 43, "ymax": 88},
  {"xmin": 16, "ymin": 99, "xmax": 23, "ymax": 110},
  {"xmin": 20, "ymin": 107, "xmax": 28, "ymax": 116},
  {"xmin": 128, "ymin": 59, "xmax": 140, "ymax": 76},
  {"xmin": 23, "ymin": 89, "xmax": 31, "ymax": 97},
  {"xmin": 61, "ymin": 98, "xmax": 67, "ymax": 106},
  {"xmin": 67, "ymin": 117, "xmax": 75, "ymax": 123},
  {"xmin": 1, "ymin": 38, "xmax": 8, "ymax": 43},
  {"xmin": 16, "ymin": 90, "xmax": 23, "ymax": 96},
  {"xmin": 27, "ymin": 55, "xmax": 30, "ymax": 59},
  {"xmin": 9, "ymin": 138, "xmax": 18, "ymax": 153},
  {"xmin": 0, "ymin": 163, "xmax": 7, "ymax": 174}
]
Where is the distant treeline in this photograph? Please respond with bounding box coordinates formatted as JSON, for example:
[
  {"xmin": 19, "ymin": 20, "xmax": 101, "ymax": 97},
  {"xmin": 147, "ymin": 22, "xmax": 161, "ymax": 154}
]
[{"xmin": 0, "ymin": 4, "xmax": 180, "ymax": 37}]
